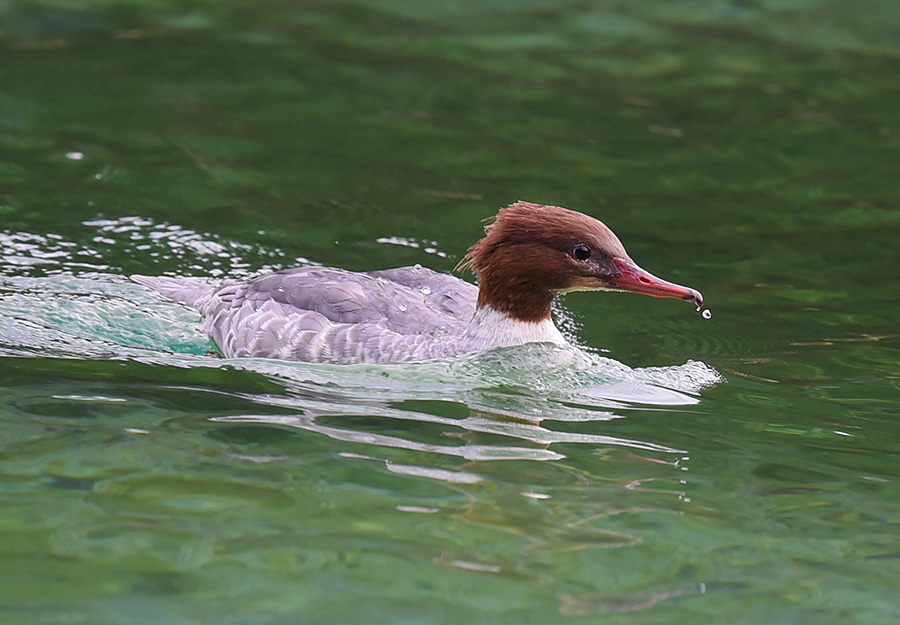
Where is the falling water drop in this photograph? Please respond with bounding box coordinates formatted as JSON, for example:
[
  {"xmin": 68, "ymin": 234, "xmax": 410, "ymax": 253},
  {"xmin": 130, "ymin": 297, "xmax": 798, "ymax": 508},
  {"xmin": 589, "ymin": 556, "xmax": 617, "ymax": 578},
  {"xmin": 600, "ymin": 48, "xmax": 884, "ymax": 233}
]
[{"xmin": 701, "ymin": 309, "xmax": 712, "ymax": 320}]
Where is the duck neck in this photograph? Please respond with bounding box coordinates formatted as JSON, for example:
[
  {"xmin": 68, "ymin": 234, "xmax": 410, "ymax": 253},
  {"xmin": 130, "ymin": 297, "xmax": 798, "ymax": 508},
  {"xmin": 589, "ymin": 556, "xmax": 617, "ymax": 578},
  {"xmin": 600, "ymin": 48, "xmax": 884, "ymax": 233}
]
[{"xmin": 474, "ymin": 264, "xmax": 558, "ymax": 324}]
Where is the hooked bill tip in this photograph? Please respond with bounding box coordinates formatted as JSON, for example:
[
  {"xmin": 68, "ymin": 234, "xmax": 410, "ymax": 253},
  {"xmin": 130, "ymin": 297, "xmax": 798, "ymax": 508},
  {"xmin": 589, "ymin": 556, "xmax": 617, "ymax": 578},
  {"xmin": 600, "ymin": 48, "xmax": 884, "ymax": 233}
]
[{"xmin": 687, "ymin": 289, "xmax": 703, "ymax": 308}]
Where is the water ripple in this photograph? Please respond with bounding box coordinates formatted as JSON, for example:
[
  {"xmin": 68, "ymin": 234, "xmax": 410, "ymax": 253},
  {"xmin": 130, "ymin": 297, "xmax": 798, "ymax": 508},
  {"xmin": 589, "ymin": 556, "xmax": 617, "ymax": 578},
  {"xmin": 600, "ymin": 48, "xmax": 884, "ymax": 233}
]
[{"xmin": 1, "ymin": 217, "xmax": 722, "ymax": 475}]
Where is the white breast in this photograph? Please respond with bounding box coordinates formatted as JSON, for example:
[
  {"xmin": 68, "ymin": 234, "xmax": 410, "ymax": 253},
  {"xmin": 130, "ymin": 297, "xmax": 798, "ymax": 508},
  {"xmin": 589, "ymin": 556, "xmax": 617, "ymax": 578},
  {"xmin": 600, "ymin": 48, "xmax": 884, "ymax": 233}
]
[{"xmin": 458, "ymin": 306, "xmax": 567, "ymax": 353}]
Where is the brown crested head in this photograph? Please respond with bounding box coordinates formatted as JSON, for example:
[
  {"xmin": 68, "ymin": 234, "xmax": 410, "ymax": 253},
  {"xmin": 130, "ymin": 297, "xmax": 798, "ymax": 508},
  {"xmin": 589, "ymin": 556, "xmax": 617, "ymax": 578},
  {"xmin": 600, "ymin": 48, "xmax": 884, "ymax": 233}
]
[{"xmin": 456, "ymin": 202, "xmax": 703, "ymax": 322}]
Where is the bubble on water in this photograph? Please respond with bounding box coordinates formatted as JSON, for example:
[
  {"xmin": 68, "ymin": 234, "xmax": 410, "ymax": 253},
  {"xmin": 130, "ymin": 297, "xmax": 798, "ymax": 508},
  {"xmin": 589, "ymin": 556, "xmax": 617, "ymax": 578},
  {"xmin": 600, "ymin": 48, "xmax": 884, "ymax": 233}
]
[
  {"xmin": 701, "ymin": 309, "xmax": 712, "ymax": 320},
  {"xmin": 398, "ymin": 303, "xmax": 408, "ymax": 312}
]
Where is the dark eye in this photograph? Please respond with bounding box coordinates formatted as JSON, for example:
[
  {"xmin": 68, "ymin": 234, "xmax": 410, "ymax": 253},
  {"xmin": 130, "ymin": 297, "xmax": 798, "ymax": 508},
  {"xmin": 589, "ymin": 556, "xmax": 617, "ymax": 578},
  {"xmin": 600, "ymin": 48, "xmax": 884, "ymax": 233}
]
[{"xmin": 572, "ymin": 245, "xmax": 592, "ymax": 261}]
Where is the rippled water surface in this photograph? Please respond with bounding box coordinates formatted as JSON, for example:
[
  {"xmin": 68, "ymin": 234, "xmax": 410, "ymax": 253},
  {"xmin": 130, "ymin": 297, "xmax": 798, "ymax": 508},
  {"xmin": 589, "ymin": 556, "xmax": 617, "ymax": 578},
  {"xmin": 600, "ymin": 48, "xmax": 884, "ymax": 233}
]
[{"xmin": 2, "ymin": 1, "xmax": 900, "ymax": 623}]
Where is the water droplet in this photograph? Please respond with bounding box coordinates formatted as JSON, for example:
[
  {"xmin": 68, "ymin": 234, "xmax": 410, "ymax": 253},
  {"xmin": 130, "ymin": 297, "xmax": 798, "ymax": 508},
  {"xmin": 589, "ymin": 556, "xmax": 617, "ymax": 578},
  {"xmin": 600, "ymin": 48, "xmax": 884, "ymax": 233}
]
[
  {"xmin": 65, "ymin": 151, "xmax": 84, "ymax": 161},
  {"xmin": 398, "ymin": 303, "xmax": 408, "ymax": 312},
  {"xmin": 413, "ymin": 263, "xmax": 422, "ymax": 271},
  {"xmin": 420, "ymin": 286, "xmax": 431, "ymax": 295},
  {"xmin": 701, "ymin": 309, "xmax": 712, "ymax": 320}
]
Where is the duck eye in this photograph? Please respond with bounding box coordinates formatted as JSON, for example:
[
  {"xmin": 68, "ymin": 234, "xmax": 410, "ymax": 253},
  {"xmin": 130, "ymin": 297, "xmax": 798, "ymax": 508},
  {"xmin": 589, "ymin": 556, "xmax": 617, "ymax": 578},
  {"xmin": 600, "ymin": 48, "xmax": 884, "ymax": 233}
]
[{"xmin": 572, "ymin": 245, "xmax": 592, "ymax": 261}]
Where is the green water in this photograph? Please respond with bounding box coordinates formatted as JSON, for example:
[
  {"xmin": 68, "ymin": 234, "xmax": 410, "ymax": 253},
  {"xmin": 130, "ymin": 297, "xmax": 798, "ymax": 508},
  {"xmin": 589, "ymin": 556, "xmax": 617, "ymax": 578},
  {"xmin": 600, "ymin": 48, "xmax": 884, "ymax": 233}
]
[{"xmin": 2, "ymin": 0, "xmax": 900, "ymax": 623}]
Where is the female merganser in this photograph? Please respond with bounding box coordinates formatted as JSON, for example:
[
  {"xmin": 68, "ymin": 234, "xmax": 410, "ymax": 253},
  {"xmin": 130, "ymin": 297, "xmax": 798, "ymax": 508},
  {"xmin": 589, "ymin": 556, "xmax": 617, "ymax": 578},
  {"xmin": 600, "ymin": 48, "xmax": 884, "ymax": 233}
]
[{"xmin": 132, "ymin": 202, "xmax": 702, "ymax": 364}]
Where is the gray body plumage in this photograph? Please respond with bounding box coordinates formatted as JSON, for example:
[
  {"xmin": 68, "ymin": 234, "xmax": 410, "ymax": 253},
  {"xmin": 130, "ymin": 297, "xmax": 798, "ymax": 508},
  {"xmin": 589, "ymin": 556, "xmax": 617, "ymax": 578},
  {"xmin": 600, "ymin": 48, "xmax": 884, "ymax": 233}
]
[{"xmin": 133, "ymin": 266, "xmax": 483, "ymax": 363}]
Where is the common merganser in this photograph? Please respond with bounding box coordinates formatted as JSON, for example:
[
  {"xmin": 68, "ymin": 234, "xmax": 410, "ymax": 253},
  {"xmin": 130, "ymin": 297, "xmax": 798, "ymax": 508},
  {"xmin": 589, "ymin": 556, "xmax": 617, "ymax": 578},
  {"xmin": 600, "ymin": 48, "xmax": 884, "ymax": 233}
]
[{"xmin": 132, "ymin": 202, "xmax": 702, "ymax": 364}]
